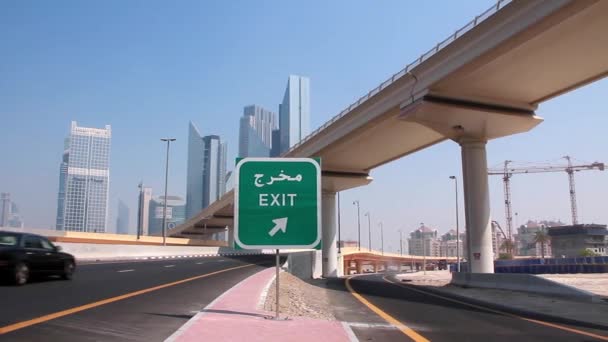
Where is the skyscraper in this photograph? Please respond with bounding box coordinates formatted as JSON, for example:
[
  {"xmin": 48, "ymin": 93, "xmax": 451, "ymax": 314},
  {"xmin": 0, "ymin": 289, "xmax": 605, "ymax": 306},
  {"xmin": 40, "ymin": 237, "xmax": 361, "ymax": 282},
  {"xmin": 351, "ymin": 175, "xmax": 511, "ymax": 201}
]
[
  {"xmin": 55, "ymin": 139, "xmax": 69, "ymax": 230},
  {"xmin": 137, "ymin": 185, "xmax": 152, "ymax": 236},
  {"xmin": 8, "ymin": 202, "xmax": 24, "ymax": 228},
  {"xmin": 0, "ymin": 193, "xmax": 10, "ymax": 227},
  {"xmin": 116, "ymin": 199, "xmax": 130, "ymax": 235},
  {"xmin": 270, "ymin": 129, "xmax": 281, "ymax": 157},
  {"xmin": 186, "ymin": 122, "xmax": 227, "ymax": 219},
  {"xmin": 279, "ymin": 75, "xmax": 310, "ymax": 154},
  {"xmin": 238, "ymin": 105, "xmax": 277, "ymax": 158},
  {"xmin": 0, "ymin": 193, "xmax": 24, "ymax": 228},
  {"xmin": 56, "ymin": 121, "xmax": 111, "ymax": 232}
]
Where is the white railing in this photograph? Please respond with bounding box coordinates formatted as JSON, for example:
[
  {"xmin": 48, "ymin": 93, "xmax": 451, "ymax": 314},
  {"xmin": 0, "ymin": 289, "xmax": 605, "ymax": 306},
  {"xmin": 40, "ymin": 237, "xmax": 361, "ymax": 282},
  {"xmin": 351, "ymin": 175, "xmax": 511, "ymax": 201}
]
[{"xmin": 286, "ymin": 0, "xmax": 512, "ymax": 154}]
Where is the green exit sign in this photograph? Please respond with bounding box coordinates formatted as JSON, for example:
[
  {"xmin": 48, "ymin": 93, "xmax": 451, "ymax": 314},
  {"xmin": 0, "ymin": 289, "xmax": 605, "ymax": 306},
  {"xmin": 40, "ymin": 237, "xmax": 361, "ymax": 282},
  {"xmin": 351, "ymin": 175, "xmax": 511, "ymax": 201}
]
[{"xmin": 234, "ymin": 158, "xmax": 321, "ymax": 249}]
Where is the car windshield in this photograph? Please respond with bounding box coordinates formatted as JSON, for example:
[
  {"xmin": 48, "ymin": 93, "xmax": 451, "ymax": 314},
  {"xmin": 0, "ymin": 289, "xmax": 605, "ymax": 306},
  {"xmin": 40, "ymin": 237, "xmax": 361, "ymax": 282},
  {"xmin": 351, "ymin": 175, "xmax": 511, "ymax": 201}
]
[{"xmin": 0, "ymin": 233, "xmax": 18, "ymax": 247}]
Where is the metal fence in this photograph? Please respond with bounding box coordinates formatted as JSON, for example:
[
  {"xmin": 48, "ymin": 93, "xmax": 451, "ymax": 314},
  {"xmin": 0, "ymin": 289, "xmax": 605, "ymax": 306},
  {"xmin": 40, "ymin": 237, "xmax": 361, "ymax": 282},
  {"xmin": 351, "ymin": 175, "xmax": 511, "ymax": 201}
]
[{"xmin": 452, "ymin": 256, "xmax": 608, "ymax": 273}]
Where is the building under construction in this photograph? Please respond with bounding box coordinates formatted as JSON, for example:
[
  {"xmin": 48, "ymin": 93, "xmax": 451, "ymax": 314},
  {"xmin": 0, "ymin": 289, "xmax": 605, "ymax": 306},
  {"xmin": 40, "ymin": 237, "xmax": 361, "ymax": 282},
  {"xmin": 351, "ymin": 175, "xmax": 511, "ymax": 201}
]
[{"xmin": 548, "ymin": 224, "xmax": 608, "ymax": 257}]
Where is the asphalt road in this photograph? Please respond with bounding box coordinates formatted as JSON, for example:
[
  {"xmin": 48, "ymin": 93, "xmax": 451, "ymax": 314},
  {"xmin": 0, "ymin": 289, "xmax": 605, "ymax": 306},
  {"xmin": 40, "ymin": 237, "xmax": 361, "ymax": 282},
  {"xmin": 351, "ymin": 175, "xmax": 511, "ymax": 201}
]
[
  {"xmin": 340, "ymin": 274, "xmax": 608, "ymax": 341},
  {"xmin": 0, "ymin": 255, "xmax": 275, "ymax": 341}
]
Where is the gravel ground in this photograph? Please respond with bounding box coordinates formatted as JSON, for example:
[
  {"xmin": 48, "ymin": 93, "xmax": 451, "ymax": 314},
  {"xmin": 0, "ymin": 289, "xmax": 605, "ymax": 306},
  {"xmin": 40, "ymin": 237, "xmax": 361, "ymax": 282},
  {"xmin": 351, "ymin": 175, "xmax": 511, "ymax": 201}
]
[
  {"xmin": 539, "ymin": 273, "xmax": 608, "ymax": 297},
  {"xmin": 262, "ymin": 272, "xmax": 336, "ymax": 320}
]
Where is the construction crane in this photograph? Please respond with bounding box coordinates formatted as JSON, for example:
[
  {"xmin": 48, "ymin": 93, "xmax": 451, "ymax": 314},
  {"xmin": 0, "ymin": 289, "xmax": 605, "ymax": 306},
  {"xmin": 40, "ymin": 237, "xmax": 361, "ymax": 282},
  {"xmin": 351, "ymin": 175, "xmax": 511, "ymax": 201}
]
[{"xmin": 488, "ymin": 156, "xmax": 605, "ymax": 240}]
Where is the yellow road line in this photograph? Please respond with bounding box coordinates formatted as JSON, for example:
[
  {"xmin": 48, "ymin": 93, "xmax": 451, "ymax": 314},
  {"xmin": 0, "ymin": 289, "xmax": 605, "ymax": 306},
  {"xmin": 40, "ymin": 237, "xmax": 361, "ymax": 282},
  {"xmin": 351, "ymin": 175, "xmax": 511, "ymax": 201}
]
[
  {"xmin": 382, "ymin": 276, "xmax": 608, "ymax": 341},
  {"xmin": 0, "ymin": 264, "xmax": 254, "ymax": 335},
  {"xmin": 345, "ymin": 276, "xmax": 430, "ymax": 342}
]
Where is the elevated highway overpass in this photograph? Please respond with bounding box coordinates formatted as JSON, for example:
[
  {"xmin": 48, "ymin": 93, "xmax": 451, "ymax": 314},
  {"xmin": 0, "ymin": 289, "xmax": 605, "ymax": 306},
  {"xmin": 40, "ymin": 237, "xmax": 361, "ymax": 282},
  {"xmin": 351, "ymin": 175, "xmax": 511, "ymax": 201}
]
[{"xmin": 171, "ymin": 0, "xmax": 608, "ymax": 276}]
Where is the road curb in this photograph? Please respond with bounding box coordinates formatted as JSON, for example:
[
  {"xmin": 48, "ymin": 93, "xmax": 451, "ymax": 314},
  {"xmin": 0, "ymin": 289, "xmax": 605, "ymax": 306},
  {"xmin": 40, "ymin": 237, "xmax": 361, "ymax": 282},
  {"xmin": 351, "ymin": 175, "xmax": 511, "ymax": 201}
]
[{"xmin": 386, "ymin": 274, "xmax": 608, "ymax": 332}]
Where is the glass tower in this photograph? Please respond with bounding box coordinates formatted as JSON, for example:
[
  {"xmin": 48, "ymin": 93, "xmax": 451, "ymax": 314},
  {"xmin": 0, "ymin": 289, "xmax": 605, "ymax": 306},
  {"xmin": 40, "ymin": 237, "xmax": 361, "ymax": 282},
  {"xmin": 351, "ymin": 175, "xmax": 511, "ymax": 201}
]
[
  {"xmin": 238, "ymin": 105, "xmax": 277, "ymax": 158},
  {"xmin": 186, "ymin": 122, "xmax": 227, "ymax": 219},
  {"xmin": 116, "ymin": 199, "xmax": 130, "ymax": 235},
  {"xmin": 56, "ymin": 121, "xmax": 111, "ymax": 232},
  {"xmin": 0, "ymin": 193, "xmax": 10, "ymax": 227},
  {"xmin": 279, "ymin": 75, "xmax": 310, "ymax": 154}
]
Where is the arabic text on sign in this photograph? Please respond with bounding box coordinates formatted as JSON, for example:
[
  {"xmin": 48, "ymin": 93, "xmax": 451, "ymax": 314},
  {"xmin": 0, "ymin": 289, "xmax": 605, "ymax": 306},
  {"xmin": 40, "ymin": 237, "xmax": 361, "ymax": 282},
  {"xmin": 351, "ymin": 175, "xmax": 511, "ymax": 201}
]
[{"xmin": 254, "ymin": 172, "xmax": 303, "ymax": 188}]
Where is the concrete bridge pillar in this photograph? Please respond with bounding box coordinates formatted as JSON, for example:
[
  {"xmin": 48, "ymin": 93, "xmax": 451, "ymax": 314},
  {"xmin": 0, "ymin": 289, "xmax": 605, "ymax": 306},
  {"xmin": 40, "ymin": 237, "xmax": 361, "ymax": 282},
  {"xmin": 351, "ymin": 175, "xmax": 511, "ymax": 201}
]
[
  {"xmin": 322, "ymin": 191, "xmax": 338, "ymax": 277},
  {"xmin": 227, "ymin": 227, "xmax": 234, "ymax": 248},
  {"xmin": 460, "ymin": 138, "xmax": 494, "ymax": 273}
]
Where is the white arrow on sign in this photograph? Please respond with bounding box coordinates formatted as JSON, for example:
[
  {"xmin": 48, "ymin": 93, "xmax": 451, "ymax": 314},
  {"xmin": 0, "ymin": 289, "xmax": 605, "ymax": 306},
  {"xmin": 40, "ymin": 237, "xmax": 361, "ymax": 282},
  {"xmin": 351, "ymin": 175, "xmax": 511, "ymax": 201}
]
[{"xmin": 268, "ymin": 217, "xmax": 288, "ymax": 237}]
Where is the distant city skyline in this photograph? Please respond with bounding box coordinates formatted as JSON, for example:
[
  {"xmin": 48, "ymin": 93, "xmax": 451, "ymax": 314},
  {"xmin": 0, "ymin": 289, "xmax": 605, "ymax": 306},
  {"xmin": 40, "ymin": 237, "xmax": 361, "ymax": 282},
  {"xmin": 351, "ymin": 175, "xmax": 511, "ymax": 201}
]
[{"xmin": 55, "ymin": 121, "xmax": 111, "ymax": 233}]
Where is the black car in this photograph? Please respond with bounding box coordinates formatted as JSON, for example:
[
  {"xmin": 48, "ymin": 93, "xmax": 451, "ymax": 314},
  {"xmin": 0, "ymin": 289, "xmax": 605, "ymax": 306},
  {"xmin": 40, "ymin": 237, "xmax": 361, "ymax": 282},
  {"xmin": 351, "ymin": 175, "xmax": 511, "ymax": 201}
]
[{"xmin": 0, "ymin": 231, "xmax": 76, "ymax": 285}]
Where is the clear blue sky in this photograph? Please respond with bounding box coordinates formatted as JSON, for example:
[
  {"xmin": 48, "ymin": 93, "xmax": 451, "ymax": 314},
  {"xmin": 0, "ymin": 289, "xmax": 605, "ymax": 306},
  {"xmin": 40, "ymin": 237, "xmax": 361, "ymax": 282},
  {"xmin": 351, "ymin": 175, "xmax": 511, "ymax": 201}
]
[{"xmin": 1, "ymin": 1, "xmax": 606, "ymax": 252}]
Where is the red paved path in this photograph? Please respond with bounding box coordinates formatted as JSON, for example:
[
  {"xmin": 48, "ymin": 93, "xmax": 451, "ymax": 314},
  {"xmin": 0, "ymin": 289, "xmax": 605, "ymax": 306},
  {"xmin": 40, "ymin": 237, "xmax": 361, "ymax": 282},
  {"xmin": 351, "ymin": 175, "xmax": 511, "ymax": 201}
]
[{"xmin": 167, "ymin": 267, "xmax": 352, "ymax": 342}]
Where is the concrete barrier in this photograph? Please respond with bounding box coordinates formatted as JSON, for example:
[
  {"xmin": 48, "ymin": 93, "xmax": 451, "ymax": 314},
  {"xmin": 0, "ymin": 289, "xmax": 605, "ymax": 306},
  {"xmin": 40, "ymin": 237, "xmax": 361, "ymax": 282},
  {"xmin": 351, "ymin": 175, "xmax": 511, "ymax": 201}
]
[
  {"xmin": 56, "ymin": 243, "xmax": 265, "ymax": 261},
  {"xmin": 0, "ymin": 227, "xmax": 226, "ymax": 247},
  {"xmin": 286, "ymin": 250, "xmax": 322, "ymax": 279},
  {"xmin": 451, "ymin": 272, "xmax": 601, "ymax": 303}
]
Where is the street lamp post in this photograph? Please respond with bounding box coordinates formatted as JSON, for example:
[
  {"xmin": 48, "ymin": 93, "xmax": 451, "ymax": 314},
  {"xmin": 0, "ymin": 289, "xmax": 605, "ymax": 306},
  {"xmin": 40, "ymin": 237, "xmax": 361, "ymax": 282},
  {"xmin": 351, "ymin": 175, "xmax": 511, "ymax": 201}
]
[
  {"xmin": 410, "ymin": 230, "xmax": 415, "ymax": 271},
  {"xmin": 379, "ymin": 222, "xmax": 384, "ymax": 255},
  {"xmin": 137, "ymin": 182, "xmax": 143, "ymax": 240},
  {"xmin": 337, "ymin": 192, "xmax": 341, "ymax": 255},
  {"xmin": 449, "ymin": 176, "xmax": 461, "ymax": 272},
  {"xmin": 420, "ymin": 223, "xmax": 426, "ymax": 275},
  {"xmin": 353, "ymin": 200, "xmax": 361, "ymax": 251},
  {"xmin": 160, "ymin": 138, "xmax": 176, "ymax": 246},
  {"xmin": 399, "ymin": 230, "xmax": 403, "ymax": 256},
  {"xmin": 365, "ymin": 212, "xmax": 371, "ymax": 251}
]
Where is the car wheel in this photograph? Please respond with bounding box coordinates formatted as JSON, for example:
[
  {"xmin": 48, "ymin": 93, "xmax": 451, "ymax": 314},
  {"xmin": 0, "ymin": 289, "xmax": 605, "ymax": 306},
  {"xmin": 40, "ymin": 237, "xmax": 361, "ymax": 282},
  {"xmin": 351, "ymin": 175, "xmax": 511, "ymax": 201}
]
[
  {"xmin": 14, "ymin": 262, "xmax": 29, "ymax": 286},
  {"xmin": 61, "ymin": 261, "xmax": 75, "ymax": 280}
]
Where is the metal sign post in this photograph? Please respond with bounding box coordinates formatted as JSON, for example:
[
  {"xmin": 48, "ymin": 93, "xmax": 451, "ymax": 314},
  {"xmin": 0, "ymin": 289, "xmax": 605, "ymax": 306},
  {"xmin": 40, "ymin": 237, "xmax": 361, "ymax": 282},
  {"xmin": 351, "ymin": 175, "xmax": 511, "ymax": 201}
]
[{"xmin": 275, "ymin": 249, "xmax": 280, "ymax": 319}]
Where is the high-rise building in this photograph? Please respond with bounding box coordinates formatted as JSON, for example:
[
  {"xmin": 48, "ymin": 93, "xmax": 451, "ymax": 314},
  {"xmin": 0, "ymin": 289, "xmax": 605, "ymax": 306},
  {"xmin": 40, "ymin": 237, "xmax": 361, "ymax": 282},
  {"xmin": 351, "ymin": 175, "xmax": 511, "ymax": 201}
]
[
  {"xmin": 270, "ymin": 129, "xmax": 281, "ymax": 157},
  {"xmin": 239, "ymin": 105, "xmax": 277, "ymax": 158},
  {"xmin": 408, "ymin": 226, "xmax": 440, "ymax": 257},
  {"xmin": 186, "ymin": 122, "xmax": 227, "ymax": 219},
  {"xmin": 116, "ymin": 200, "xmax": 130, "ymax": 235},
  {"xmin": 148, "ymin": 195, "xmax": 186, "ymax": 236},
  {"xmin": 279, "ymin": 75, "xmax": 310, "ymax": 154},
  {"xmin": 55, "ymin": 138, "xmax": 69, "ymax": 230},
  {"xmin": 0, "ymin": 193, "xmax": 10, "ymax": 227},
  {"xmin": 439, "ymin": 229, "xmax": 464, "ymax": 258},
  {"xmin": 8, "ymin": 202, "xmax": 24, "ymax": 228},
  {"xmin": 0, "ymin": 193, "xmax": 24, "ymax": 228},
  {"xmin": 137, "ymin": 185, "xmax": 152, "ymax": 236},
  {"xmin": 55, "ymin": 121, "xmax": 111, "ymax": 232}
]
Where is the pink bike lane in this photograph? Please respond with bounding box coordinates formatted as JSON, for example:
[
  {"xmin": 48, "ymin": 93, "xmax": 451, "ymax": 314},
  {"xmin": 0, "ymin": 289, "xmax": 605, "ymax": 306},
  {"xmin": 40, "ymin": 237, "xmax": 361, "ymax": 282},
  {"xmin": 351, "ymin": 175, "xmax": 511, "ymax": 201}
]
[{"xmin": 166, "ymin": 267, "xmax": 355, "ymax": 342}]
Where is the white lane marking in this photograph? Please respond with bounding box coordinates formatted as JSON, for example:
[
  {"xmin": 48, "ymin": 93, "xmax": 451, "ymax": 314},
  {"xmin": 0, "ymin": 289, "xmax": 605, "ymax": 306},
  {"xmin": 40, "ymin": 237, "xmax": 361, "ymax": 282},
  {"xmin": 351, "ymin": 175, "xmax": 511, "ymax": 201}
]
[
  {"xmin": 345, "ymin": 322, "xmax": 398, "ymax": 329},
  {"xmin": 196, "ymin": 262, "xmax": 205, "ymax": 265},
  {"xmin": 164, "ymin": 265, "xmax": 175, "ymax": 268},
  {"xmin": 117, "ymin": 269, "xmax": 135, "ymax": 273},
  {"xmin": 342, "ymin": 321, "xmax": 359, "ymax": 342}
]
